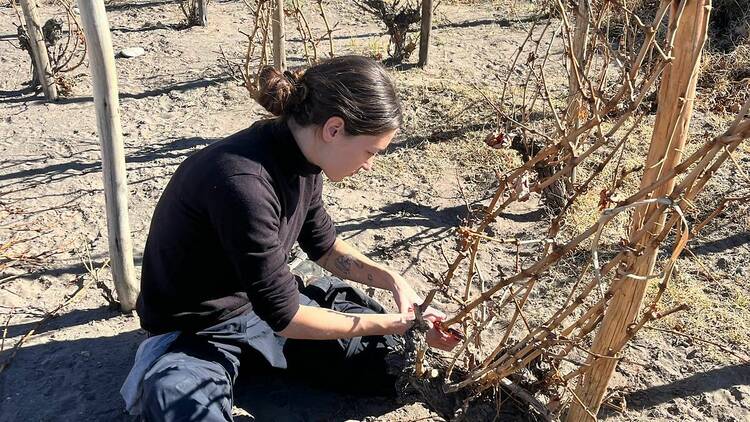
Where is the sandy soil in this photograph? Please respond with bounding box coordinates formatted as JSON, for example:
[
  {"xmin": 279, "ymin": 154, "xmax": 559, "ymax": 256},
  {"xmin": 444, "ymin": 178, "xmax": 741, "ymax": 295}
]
[{"xmin": 1, "ymin": 0, "xmax": 749, "ymax": 420}]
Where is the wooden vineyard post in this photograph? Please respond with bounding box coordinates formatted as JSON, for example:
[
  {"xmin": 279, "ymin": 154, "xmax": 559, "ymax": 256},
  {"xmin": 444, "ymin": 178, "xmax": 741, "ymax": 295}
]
[
  {"xmin": 196, "ymin": 0, "xmax": 208, "ymax": 26},
  {"xmin": 77, "ymin": 0, "xmax": 139, "ymax": 311},
  {"xmin": 565, "ymin": 0, "xmax": 590, "ymax": 186},
  {"xmin": 566, "ymin": 0, "xmax": 589, "ymax": 129},
  {"xmin": 272, "ymin": 0, "xmax": 286, "ymax": 70},
  {"xmin": 566, "ymin": 0, "xmax": 711, "ymax": 419},
  {"xmin": 19, "ymin": 0, "xmax": 58, "ymax": 100},
  {"xmin": 418, "ymin": 0, "xmax": 433, "ymax": 67}
]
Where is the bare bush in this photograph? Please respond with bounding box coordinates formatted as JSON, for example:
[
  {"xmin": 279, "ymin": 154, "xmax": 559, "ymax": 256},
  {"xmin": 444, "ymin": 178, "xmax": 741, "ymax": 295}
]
[
  {"xmin": 180, "ymin": 0, "xmax": 208, "ymax": 27},
  {"xmin": 220, "ymin": 0, "xmax": 273, "ymax": 99},
  {"xmin": 355, "ymin": 0, "xmax": 421, "ymax": 65},
  {"xmin": 11, "ymin": 0, "xmax": 86, "ymax": 94},
  {"xmin": 395, "ymin": 0, "xmax": 750, "ymax": 419},
  {"xmin": 287, "ymin": 0, "xmax": 337, "ymax": 64},
  {"xmin": 220, "ymin": 0, "xmax": 334, "ymax": 99}
]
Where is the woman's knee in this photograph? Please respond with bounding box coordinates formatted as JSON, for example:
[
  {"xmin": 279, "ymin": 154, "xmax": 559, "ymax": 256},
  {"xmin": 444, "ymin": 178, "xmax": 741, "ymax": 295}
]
[{"xmin": 141, "ymin": 353, "xmax": 233, "ymax": 422}]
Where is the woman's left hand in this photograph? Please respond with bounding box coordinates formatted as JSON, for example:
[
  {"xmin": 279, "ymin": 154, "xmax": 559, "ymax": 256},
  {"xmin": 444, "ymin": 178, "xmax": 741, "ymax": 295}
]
[
  {"xmin": 388, "ymin": 273, "xmax": 462, "ymax": 351},
  {"xmin": 389, "ymin": 272, "xmax": 446, "ymax": 323}
]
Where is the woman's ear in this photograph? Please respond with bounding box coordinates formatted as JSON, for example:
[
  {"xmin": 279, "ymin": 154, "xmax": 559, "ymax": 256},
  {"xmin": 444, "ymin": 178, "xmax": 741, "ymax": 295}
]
[{"xmin": 322, "ymin": 116, "xmax": 345, "ymax": 144}]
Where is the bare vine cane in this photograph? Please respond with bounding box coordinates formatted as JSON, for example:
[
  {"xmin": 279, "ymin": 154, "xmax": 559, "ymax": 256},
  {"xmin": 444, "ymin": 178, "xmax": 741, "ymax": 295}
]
[
  {"xmin": 412, "ymin": 289, "xmax": 436, "ymax": 377},
  {"xmin": 390, "ymin": 289, "xmax": 468, "ymax": 419},
  {"xmin": 420, "ymin": 0, "xmax": 749, "ymax": 415}
]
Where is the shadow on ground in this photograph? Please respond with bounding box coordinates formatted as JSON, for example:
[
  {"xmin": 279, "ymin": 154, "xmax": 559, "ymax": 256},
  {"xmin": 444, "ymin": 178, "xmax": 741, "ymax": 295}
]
[
  {"xmin": 435, "ymin": 13, "xmax": 552, "ymax": 30},
  {"xmin": 3, "ymin": 305, "xmax": 121, "ymax": 339},
  {"xmin": 333, "ymin": 196, "xmax": 546, "ymax": 274},
  {"xmin": 0, "ymin": 136, "xmax": 215, "ymax": 201},
  {"xmin": 0, "ymin": 316, "xmax": 411, "ymax": 422},
  {"xmin": 0, "ymin": 75, "xmax": 231, "ymax": 106},
  {"xmin": 234, "ymin": 372, "xmax": 404, "ymax": 421},
  {"xmin": 0, "ymin": 328, "xmax": 144, "ymax": 422},
  {"xmin": 623, "ymin": 363, "xmax": 750, "ymax": 411},
  {"xmin": 336, "ymin": 200, "xmax": 463, "ymax": 271},
  {"xmin": 690, "ymin": 231, "xmax": 750, "ymax": 255}
]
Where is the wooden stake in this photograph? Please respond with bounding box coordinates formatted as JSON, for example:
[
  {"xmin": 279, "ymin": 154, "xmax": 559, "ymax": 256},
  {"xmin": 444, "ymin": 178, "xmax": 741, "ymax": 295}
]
[
  {"xmin": 77, "ymin": 0, "xmax": 139, "ymax": 312},
  {"xmin": 196, "ymin": 0, "xmax": 208, "ymax": 26},
  {"xmin": 565, "ymin": 0, "xmax": 590, "ymax": 186},
  {"xmin": 19, "ymin": 0, "xmax": 58, "ymax": 100},
  {"xmin": 418, "ymin": 0, "xmax": 433, "ymax": 67},
  {"xmin": 566, "ymin": 0, "xmax": 589, "ymax": 127},
  {"xmin": 566, "ymin": 0, "xmax": 711, "ymax": 419},
  {"xmin": 272, "ymin": 0, "xmax": 286, "ymax": 70}
]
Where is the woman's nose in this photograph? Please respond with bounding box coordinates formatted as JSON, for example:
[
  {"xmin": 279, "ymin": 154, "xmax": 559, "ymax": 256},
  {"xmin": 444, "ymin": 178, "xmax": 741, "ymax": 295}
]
[{"xmin": 362, "ymin": 157, "xmax": 374, "ymax": 171}]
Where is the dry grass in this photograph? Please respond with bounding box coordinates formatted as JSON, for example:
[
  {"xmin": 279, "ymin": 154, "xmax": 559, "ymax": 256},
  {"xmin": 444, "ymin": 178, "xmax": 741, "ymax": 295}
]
[
  {"xmin": 645, "ymin": 264, "xmax": 750, "ymax": 361},
  {"xmin": 699, "ymin": 45, "xmax": 750, "ymax": 113}
]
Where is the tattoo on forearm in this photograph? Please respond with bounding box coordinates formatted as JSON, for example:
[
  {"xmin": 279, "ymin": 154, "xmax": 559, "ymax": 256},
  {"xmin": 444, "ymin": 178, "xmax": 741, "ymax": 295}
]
[
  {"xmin": 318, "ymin": 248, "xmax": 334, "ymax": 268},
  {"xmin": 335, "ymin": 254, "xmax": 363, "ymax": 276},
  {"xmin": 367, "ymin": 273, "xmax": 374, "ymax": 283}
]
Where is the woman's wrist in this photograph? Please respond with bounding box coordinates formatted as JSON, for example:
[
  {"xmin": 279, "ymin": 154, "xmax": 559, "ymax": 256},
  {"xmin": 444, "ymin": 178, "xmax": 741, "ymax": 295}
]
[
  {"xmin": 361, "ymin": 312, "xmax": 414, "ymax": 336},
  {"xmin": 384, "ymin": 270, "xmax": 406, "ymax": 292},
  {"xmin": 395, "ymin": 313, "xmax": 416, "ymax": 335}
]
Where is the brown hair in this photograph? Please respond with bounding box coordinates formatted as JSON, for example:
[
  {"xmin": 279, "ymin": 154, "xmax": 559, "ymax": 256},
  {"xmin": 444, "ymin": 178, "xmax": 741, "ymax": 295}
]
[{"xmin": 256, "ymin": 56, "xmax": 402, "ymax": 136}]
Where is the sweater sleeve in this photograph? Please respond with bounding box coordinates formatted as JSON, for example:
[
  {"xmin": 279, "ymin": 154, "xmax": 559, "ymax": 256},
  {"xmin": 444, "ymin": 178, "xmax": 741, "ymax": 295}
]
[
  {"xmin": 205, "ymin": 174, "xmax": 300, "ymax": 332},
  {"xmin": 297, "ymin": 174, "xmax": 337, "ymax": 261}
]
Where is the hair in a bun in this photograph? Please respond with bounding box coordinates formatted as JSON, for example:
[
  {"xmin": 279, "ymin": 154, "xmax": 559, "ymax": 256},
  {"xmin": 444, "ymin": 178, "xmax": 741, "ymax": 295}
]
[
  {"xmin": 256, "ymin": 67, "xmax": 307, "ymax": 116},
  {"xmin": 256, "ymin": 56, "xmax": 402, "ymax": 136}
]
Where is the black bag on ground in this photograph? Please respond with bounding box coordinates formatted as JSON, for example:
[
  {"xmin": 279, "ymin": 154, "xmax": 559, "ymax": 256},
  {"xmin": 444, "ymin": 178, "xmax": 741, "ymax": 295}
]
[{"xmin": 283, "ymin": 277, "xmax": 401, "ymax": 396}]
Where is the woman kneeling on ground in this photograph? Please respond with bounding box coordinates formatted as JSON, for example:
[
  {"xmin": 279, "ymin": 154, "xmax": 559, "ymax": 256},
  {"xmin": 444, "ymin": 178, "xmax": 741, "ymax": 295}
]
[{"xmin": 123, "ymin": 55, "xmax": 460, "ymax": 422}]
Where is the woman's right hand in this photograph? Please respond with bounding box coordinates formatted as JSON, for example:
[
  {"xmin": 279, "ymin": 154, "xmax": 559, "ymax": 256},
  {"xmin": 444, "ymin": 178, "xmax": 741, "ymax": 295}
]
[
  {"xmin": 407, "ymin": 312, "xmax": 461, "ymax": 352},
  {"xmin": 425, "ymin": 321, "xmax": 462, "ymax": 351}
]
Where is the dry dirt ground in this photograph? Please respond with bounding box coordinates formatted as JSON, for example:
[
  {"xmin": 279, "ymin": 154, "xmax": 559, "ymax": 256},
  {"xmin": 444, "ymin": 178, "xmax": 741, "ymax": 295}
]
[{"xmin": 1, "ymin": 0, "xmax": 749, "ymax": 421}]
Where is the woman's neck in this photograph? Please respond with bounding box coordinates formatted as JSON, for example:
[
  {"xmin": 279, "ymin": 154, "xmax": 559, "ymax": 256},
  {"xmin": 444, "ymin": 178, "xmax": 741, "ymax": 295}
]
[{"xmin": 287, "ymin": 118, "xmax": 321, "ymax": 167}]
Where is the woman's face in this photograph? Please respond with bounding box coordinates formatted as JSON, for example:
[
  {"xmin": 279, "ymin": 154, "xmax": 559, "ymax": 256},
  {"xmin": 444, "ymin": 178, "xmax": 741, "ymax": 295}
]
[{"xmin": 317, "ymin": 117, "xmax": 396, "ymax": 182}]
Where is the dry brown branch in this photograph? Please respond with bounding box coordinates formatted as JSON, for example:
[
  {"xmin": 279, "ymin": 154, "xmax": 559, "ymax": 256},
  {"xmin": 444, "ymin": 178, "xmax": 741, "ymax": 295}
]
[
  {"xmin": 499, "ymin": 377, "xmax": 554, "ymax": 421},
  {"xmin": 11, "ymin": 0, "xmax": 86, "ymax": 94},
  {"xmin": 500, "ymin": 280, "xmax": 535, "ymax": 345},
  {"xmin": 224, "ymin": 0, "xmax": 330, "ymax": 99},
  {"xmin": 569, "ymin": 0, "xmax": 719, "ymax": 413},
  {"xmin": 50, "ymin": 0, "xmax": 87, "ymax": 74},
  {"xmin": 315, "ymin": 0, "xmax": 335, "ymax": 58},
  {"xmin": 404, "ymin": 0, "xmax": 750, "ymax": 417},
  {"xmin": 692, "ymin": 194, "xmax": 750, "ymax": 234},
  {"xmin": 221, "ymin": 0, "xmax": 272, "ymax": 98},
  {"xmin": 289, "ymin": 0, "xmax": 318, "ymax": 64},
  {"xmin": 444, "ymin": 194, "xmax": 689, "ymax": 395}
]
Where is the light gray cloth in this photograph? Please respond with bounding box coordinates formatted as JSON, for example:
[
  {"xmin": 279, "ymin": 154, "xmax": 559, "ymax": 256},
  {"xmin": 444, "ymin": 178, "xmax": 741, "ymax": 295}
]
[{"xmin": 120, "ymin": 331, "xmax": 181, "ymax": 416}]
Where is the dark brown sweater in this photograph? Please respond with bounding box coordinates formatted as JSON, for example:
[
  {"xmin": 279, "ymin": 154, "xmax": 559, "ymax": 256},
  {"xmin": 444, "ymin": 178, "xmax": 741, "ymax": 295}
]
[{"xmin": 136, "ymin": 119, "xmax": 337, "ymax": 334}]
